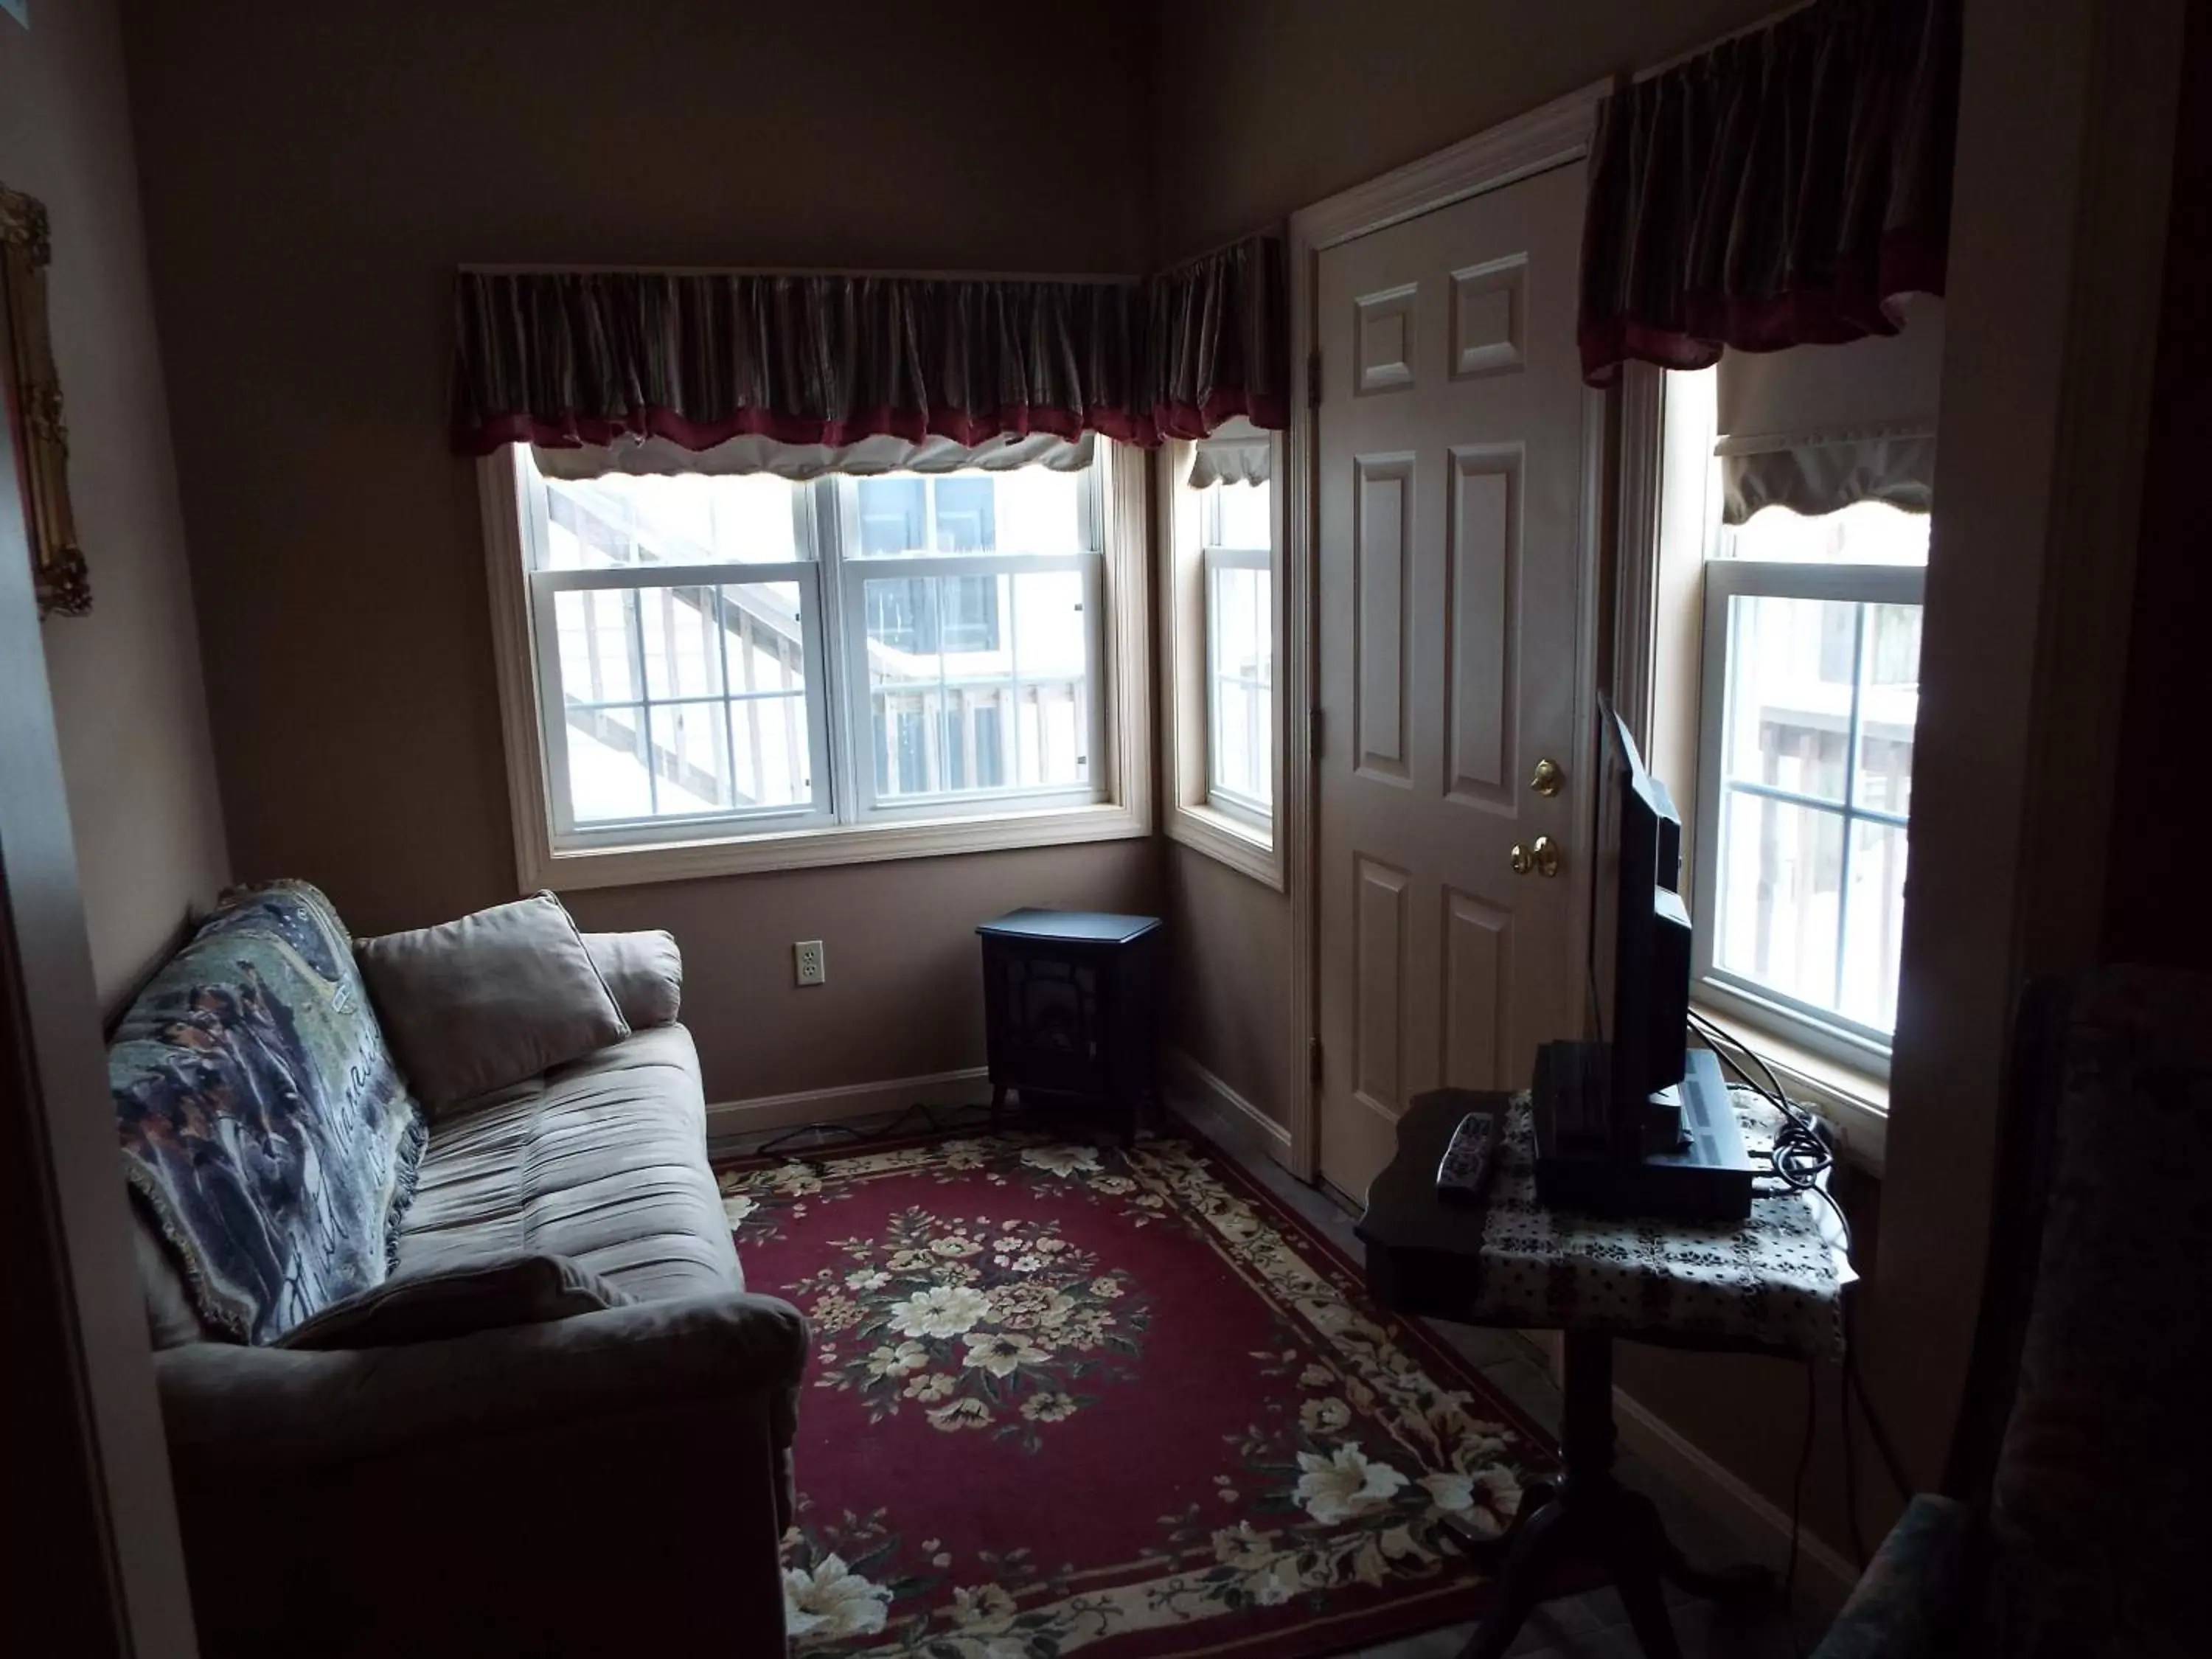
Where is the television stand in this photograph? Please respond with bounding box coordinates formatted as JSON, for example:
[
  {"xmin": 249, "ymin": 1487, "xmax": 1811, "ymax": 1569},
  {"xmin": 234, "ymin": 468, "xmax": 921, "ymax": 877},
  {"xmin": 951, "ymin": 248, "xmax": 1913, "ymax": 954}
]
[
  {"xmin": 1435, "ymin": 1329, "xmax": 1768, "ymax": 1659},
  {"xmin": 1357, "ymin": 1088, "xmax": 1848, "ymax": 1659}
]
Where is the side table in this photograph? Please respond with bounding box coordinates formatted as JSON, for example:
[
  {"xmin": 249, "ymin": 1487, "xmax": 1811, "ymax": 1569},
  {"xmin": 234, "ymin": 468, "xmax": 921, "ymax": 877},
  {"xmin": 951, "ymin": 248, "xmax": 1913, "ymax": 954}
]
[
  {"xmin": 1357, "ymin": 1087, "xmax": 1848, "ymax": 1659},
  {"xmin": 975, "ymin": 908, "xmax": 1162, "ymax": 1144}
]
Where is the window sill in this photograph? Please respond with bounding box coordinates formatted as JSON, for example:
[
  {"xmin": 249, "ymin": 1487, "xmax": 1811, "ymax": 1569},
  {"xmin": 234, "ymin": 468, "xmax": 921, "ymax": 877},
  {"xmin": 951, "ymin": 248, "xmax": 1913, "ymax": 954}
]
[
  {"xmin": 1165, "ymin": 799, "xmax": 1282, "ymax": 891},
  {"xmin": 524, "ymin": 799, "xmax": 1149, "ymax": 891},
  {"xmin": 1692, "ymin": 1001, "xmax": 1889, "ymax": 1176}
]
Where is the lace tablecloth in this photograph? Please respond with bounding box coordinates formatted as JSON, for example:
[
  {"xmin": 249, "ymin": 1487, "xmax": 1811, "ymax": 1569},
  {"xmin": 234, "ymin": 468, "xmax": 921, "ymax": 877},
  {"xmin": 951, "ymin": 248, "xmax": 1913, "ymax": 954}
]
[{"xmin": 1464, "ymin": 1088, "xmax": 1849, "ymax": 1360}]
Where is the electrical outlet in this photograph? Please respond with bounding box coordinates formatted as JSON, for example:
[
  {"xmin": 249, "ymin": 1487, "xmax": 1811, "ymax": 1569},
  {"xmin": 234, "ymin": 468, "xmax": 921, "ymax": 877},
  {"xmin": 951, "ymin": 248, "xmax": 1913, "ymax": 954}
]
[{"xmin": 793, "ymin": 939, "xmax": 826, "ymax": 987}]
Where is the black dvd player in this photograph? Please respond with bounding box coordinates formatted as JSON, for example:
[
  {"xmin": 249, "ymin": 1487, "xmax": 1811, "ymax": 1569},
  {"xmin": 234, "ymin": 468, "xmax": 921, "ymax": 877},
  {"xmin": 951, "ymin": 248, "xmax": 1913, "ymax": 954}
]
[{"xmin": 1530, "ymin": 1041, "xmax": 1754, "ymax": 1222}]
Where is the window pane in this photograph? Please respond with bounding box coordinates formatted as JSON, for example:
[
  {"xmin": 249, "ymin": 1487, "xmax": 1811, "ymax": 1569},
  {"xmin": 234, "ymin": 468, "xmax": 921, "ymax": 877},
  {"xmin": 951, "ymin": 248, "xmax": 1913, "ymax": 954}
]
[
  {"xmin": 540, "ymin": 472, "xmax": 800, "ymax": 568},
  {"xmin": 639, "ymin": 585, "xmax": 726, "ymax": 701},
  {"xmin": 856, "ymin": 477, "xmax": 928, "ymax": 557},
  {"xmin": 729, "ymin": 694, "xmax": 812, "ymax": 808},
  {"xmin": 564, "ymin": 706, "xmax": 652, "ymax": 823},
  {"xmin": 1210, "ymin": 479, "xmax": 1271, "ymax": 550},
  {"xmin": 850, "ymin": 467, "xmax": 1088, "ymax": 558},
  {"xmin": 1012, "ymin": 569, "xmax": 1085, "ymax": 682},
  {"xmin": 1723, "ymin": 595, "xmax": 1853, "ymax": 802},
  {"xmin": 1858, "ymin": 602, "xmax": 1920, "ymax": 817},
  {"xmin": 1840, "ymin": 819, "xmax": 1908, "ymax": 1032},
  {"xmin": 1722, "ymin": 500, "xmax": 1930, "ymax": 566},
  {"xmin": 647, "ymin": 702, "xmax": 733, "ymax": 814},
  {"xmin": 1213, "ymin": 678, "xmax": 1267, "ymax": 805},
  {"xmin": 554, "ymin": 579, "xmax": 813, "ymax": 827},
  {"xmin": 1208, "ymin": 561, "xmax": 1272, "ymax": 813},
  {"xmin": 863, "ymin": 568, "xmax": 1088, "ymax": 799},
  {"xmin": 554, "ymin": 588, "xmax": 639, "ymax": 705},
  {"xmin": 722, "ymin": 582, "xmax": 809, "ymax": 695},
  {"xmin": 1715, "ymin": 790, "xmax": 1845, "ymax": 1012}
]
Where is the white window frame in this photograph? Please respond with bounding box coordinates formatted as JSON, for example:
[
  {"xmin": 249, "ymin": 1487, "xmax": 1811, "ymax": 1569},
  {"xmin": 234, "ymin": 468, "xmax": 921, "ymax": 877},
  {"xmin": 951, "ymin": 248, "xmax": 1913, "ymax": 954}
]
[
  {"xmin": 1157, "ymin": 436, "xmax": 1284, "ymax": 889},
  {"xmin": 1691, "ymin": 555, "xmax": 1926, "ymax": 1075},
  {"xmin": 479, "ymin": 442, "xmax": 1151, "ymax": 891}
]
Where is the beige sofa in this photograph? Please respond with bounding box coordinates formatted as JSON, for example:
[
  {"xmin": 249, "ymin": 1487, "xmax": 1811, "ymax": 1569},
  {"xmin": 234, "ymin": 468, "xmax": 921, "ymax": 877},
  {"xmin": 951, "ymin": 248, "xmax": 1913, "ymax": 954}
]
[{"xmin": 133, "ymin": 975, "xmax": 804, "ymax": 1655}]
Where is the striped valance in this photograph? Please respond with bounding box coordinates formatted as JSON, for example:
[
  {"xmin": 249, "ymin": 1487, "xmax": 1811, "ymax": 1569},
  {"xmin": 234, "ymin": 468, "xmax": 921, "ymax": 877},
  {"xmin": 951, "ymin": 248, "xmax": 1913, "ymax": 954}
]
[
  {"xmin": 1578, "ymin": 0, "xmax": 1961, "ymax": 387},
  {"xmin": 452, "ymin": 237, "xmax": 1287, "ymax": 458}
]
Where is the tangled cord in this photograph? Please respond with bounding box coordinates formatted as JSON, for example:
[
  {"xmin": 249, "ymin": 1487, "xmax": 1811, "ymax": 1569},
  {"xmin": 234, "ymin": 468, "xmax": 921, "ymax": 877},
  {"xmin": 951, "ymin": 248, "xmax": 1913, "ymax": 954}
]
[{"xmin": 1685, "ymin": 1009, "xmax": 1916, "ymax": 1585}]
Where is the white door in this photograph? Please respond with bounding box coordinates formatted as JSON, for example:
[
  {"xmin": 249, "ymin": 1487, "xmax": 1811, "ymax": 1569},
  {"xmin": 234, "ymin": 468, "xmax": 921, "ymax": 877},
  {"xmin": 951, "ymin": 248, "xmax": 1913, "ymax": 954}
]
[{"xmin": 1315, "ymin": 159, "xmax": 1593, "ymax": 1201}]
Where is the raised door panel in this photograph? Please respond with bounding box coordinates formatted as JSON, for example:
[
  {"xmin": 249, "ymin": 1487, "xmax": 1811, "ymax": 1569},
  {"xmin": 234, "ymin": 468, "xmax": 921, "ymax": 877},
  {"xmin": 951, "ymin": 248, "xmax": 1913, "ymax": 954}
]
[
  {"xmin": 1354, "ymin": 456, "xmax": 1414, "ymax": 785},
  {"xmin": 1444, "ymin": 445, "xmax": 1520, "ymax": 811},
  {"xmin": 1355, "ymin": 284, "xmax": 1419, "ymax": 394},
  {"xmin": 1352, "ymin": 855, "xmax": 1409, "ymax": 1119},
  {"xmin": 1441, "ymin": 888, "xmax": 1510, "ymax": 1091},
  {"xmin": 1450, "ymin": 254, "xmax": 1527, "ymax": 378}
]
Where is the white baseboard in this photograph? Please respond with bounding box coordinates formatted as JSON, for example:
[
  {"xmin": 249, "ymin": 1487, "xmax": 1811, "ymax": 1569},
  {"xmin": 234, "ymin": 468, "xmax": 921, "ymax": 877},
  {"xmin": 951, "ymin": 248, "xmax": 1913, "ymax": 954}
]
[
  {"xmin": 1612, "ymin": 1383, "xmax": 1858, "ymax": 1616},
  {"xmin": 705, "ymin": 1065, "xmax": 992, "ymax": 1150},
  {"xmin": 1166, "ymin": 1048, "xmax": 1294, "ymax": 1167}
]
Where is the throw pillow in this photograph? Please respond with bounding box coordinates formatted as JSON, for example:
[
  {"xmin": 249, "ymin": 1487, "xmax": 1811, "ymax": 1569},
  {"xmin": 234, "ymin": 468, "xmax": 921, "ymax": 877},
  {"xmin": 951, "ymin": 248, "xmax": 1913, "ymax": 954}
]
[
  {"xmin": 355, "ymin": 891, "xmax": 630, "ymax": 1111},
  {"xmin": 582, "ymin": 930, "xmax": 684, "ymax": 1029},
  {"xmin": 277, "ymin": 1251, "xmax": 632, "ymax": 1349},
  {"xmin": 111, "ymin": 880, "xmax": 428, "ymax": 1344}
]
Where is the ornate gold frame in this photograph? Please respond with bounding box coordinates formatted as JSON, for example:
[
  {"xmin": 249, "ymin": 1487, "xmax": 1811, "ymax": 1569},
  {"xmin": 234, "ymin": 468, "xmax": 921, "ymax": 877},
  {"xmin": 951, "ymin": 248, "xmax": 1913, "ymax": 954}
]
[{"xmin": 1, "ymin": 184, "xmax": 88, "ymax": 618}]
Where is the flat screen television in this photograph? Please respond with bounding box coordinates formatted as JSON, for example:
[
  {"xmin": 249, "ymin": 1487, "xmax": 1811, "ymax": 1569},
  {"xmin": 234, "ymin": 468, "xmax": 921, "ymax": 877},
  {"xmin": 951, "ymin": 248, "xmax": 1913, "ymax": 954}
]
[
  {"xmin": 1532, "ymin": 693, "xmax": 1747, "ymax": 1219},
  {"xmin": 1588, "ymin": 695, "xmax": 1693, "ymax": 1155}
]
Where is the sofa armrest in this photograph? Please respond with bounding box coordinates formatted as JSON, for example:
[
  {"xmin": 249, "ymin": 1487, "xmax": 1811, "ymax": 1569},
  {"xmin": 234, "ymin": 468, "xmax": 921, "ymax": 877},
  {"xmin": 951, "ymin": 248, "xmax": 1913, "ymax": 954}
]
[
  {"xmin": 156, "ymin": 1290, "xmax": 806, "ymax": 1472},
  {"xmin": 157, "ymin": 1292, "xmax": 809, "ymax": 1658},
  {"xmin": 1811, "ymin": 1493, "xmax": 1977, "ymax": 1659}
]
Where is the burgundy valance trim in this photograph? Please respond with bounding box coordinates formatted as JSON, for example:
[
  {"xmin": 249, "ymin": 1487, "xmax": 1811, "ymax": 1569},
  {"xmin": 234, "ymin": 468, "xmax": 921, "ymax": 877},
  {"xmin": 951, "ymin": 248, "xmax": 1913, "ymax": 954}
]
[
  {"xmin": 451, "ymin": 237, "xmax": 1287, "ymax": 458},
  {"xmin": 1578, "ymin": 0, "xmax": 1961, "ymax": 388}
]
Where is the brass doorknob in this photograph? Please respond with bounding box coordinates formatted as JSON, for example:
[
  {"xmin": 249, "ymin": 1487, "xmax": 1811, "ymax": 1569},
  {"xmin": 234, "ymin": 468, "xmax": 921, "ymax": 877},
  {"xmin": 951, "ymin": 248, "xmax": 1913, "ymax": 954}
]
[
  {"xmin": 1532, "ymin": 834, "xmax": 1559, "ymax": 877},
  {"xmin": 1510, "ymin": 843, "xmax": 1534, "ymax": 875},
  {"xmin": 1531, "ymin": 757, "xmax": 1563, "ymax": 797}
]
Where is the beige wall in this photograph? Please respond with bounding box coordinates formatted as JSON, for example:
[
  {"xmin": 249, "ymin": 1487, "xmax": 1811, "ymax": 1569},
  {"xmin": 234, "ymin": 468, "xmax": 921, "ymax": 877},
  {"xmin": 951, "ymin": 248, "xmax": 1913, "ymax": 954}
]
[
  {"xmin": 1148, "ymin": 0, "xmax": 1776, "ymax": 1115},
  {"xmin": 116, "ymin": 0, "xmax": 1158, "ymax": 1102},
  {"xmin": 1, "ymin": 0, "xmax": 230, "ymax": 1015}
]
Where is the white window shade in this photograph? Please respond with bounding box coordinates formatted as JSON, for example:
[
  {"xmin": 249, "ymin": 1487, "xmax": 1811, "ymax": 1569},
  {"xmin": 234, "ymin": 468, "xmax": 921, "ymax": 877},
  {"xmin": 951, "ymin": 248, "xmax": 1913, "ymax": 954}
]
[
  {"xmin": 1718, "ymin": 425, "xmax": 1936, "ymax": 525},
  {"xmin": 533, "ymin": 430, "xmax": 1094, "ymax": 482},
  {"xmin": 1187, "ymin": 434, "xmax": 1271, "ymax": 489},
  {"xmin": 1714, "ymin": 296, "xmax": 1944, "ymax": 525}
]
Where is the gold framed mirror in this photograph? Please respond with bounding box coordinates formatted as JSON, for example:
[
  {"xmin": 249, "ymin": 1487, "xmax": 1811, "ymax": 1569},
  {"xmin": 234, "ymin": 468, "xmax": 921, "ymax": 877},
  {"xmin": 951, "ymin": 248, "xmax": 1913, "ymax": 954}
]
[{"xmin": 1, "ymin": 183, "xmax": 88, "ymax": 618}]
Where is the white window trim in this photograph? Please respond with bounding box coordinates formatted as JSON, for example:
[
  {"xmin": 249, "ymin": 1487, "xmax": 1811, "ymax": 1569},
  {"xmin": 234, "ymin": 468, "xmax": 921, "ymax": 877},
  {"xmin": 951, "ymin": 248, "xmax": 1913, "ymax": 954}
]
[
  {"xmin": 478, "ymin": 442, "xmax": 1151, "ymax": 891},
  {"xmin": 1691, "ymin": 555, "xmax": 1926, "ymax": 1077},
  {"xmin": 1156, "ymin": 437, "xmax": 1284, "ymax": 890}
]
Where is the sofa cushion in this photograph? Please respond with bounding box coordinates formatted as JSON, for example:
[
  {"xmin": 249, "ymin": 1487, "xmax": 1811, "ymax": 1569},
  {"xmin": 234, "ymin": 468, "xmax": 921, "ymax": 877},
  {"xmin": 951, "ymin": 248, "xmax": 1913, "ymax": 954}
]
[
  {"xmin": 582, "ymin": 930, "xmax": 683, "ymax": 1029},
  {"xmin": 355, "ymin": 891, "xmax": 630, "ymax": 1112},
  {"xmin": 112, "ymin": 880, "xmax": 427, "ymax": 1344},
  {"xmin": 397, "ymin": 1024, "xmax": 741, "ymax": 1301},
  {"xmin": 277, "ymin": 1251, "xmax": 633, "ymax": 1349}
]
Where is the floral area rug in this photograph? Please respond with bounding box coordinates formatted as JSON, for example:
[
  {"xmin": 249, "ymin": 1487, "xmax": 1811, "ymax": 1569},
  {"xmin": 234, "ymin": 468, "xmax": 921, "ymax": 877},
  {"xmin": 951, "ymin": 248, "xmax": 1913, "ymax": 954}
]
[{"xmin": 717, "ymin": 1127, "xmax": 1559, "ymax": 1659}]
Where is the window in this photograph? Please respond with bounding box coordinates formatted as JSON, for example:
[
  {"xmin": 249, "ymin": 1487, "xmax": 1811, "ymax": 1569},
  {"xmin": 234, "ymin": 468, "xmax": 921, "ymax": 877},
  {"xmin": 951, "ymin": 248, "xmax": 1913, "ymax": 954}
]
[
  {"xmin": 1158, "ymin": 427, "xmax": 1283, "ymax": 888},
  {"xmin": 1202, "ymin": 477, "xmax": 1273, "ymax": 825},
  {"xmin": 484, "ymin": 443, "xmax": 1149, "ymax": 887},
  {"xmin": 1693, "ymin": 502, "xmax": 1927, "ymax": 1067}
]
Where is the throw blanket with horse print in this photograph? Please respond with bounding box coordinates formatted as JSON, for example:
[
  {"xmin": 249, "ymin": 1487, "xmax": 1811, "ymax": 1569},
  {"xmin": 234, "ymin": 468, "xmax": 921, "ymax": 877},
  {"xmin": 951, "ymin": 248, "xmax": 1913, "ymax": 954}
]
[{"xmin": 112, "ymin": 880, "xmax": 426, "ymax": 1343}]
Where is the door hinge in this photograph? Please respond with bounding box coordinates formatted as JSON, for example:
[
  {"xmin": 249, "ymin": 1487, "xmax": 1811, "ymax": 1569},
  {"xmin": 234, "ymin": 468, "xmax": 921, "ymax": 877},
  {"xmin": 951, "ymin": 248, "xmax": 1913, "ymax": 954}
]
[
  {"xmin": 1309, "ymin": 709, "xmax": 1324, "ymax": 762},
  {"xmin": 1307, "ymin": 349, "xmax": 1322, "ymax": 409},
  {"xmin": 1309, "ymin": 1036, "xmax": 1324, "ymax": 1084}
]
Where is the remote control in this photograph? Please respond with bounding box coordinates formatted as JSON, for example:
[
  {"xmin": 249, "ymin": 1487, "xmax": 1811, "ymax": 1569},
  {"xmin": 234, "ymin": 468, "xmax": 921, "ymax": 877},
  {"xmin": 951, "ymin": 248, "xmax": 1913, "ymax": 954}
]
[{"xmin": 1435, "ymin": 1111, "xmax": 1500, "ymax": 1207}]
